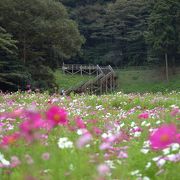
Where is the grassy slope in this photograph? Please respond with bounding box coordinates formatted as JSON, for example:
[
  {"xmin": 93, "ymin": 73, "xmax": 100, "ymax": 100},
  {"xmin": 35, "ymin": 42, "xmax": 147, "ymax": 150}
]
[
  {"xmin": 54, "ymin": 68, "xmax": 180, "ymax": 93},
  {"xmin": 117, "ymin": 69, "xmax": 180, "ymax": 93},
  {"xmin": 54, "ymin": 70, "xmax": 94, "ymax": 90}
]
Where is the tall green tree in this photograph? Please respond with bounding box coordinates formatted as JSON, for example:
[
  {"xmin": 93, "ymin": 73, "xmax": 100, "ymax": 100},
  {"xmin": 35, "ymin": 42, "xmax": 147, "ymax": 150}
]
[
  {"xmin": 89, "ymin": 0, "xmax": 151, "ymax": 66},
  {"xmin": 0, "ymin": 27, "xmax": 30, "ymax": 91},
  {"xmin": 0, "ymin": 0, "xmax": 84, "ymax": 91},
  {"xmin": 62, "ymin": 0, "xmax": 154, "ymax": 67},
  {"xmin": 0, "ymin": 0, "xmax": 84, "ymax": 66},
  {"xmin": 145, "ymin": 0, "xmax": 180, "ymax": 80}
]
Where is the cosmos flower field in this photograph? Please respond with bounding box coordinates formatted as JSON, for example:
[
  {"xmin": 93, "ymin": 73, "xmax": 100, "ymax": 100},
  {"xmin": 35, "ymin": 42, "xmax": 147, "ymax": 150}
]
[{"xmin": 0, "ymin": 91, "xmax": 180, "ymax": 180}]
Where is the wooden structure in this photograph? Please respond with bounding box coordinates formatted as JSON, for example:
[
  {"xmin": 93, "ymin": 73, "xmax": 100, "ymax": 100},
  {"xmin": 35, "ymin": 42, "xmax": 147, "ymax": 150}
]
[
  {"xmin": 62, "ymin": 64, "xmax": 118, "ymax": 95},
  {"xmin": 62, "ymin": 63, "xmax": 102, "ymax": 76}
]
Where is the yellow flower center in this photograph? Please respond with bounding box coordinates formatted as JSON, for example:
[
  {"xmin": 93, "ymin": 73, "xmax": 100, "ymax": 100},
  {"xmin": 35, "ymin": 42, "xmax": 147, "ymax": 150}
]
[
  {"xmin": 8, "ymin": 137, "xmax": 16, "ymax": 144},
  {"xmin": 53, "ymin": 114, "xmax": 60, "ymax": 121},
  {"xmin": 160, "ymin": 134, "xmax": 169, "ymax": 142}
]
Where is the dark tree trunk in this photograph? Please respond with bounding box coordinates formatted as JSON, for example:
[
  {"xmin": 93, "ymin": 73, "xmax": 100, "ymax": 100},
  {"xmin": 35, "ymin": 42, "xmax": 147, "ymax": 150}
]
[
  {"xmin": 23, "ymin": 36, "xmax": 26, "ymax": 65},
  {"xmin": 172, "ymin": 56, "xmax": 176, "ymax": 75},
  {"xmin": 165, "ymin": 53, "xmax": 169, "ymax": 82}
]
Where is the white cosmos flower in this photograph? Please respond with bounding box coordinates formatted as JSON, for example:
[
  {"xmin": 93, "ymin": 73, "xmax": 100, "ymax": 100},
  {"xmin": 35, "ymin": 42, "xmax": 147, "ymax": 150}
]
[
  {"xmin": 143, "ymin": 141, "xmax": 150, "ymax": 148},
  {"xmin": 145, "ymin": 162, "xmax": 151, "ymax": 169},
  {"xmin": 156, "ymin": 120, "xmax": 161, "ymax": 125},
  {"xmin": 171, "ymin": 143, "xmax": 180, "ymax": 151},
  {"xmin": 130, "ymin": 122, "xmax": 136, "ymax": 127},
  {"xmin": 157, "ymin": 159, "xmax": 166, "ymax": 167},
  {"xmin": 141, "ymin": 149, "xmax": 149, "ymax": 154},
  {"xmin": 163, "ymin": 148, "xmax": 170, "ymax": 155},
  {"xmin": 143, "ymin": 176, "xmax": 150, "ymax": 180},
  {"xmin": 145, "ymin": 123, "xmax": 151, "ymax": 127},
  {"xmin": 130, "ymin": 170, "xmax": 139, "ymax": 176},
  {"xmin": 0, "ymin": 152, "xmax": 10, "ymax": 166},
  {"xmin": 152, "ymin": 156, "xmax": 162, "ymax": 162},
  {"xmin": 141, "ymin": 121, "xmax": 146, "ymax": 126},
  {"xmin": 58, "ymin": 137, "xmax": 73, "ymax": 149},
  {"xmin": 105, "ymin": 160, "xmax": 116, "ymax": 169},
  {"xmin": 120, "ymin": 123, "xmax": 125, "ymax": 128},
  {"xmin": 77, "ymin": 129, "xmax": 83, "ymax": 135},
  {"xmin": 134, "ymin": 131, "xmax": 141, "ymax": 137}
]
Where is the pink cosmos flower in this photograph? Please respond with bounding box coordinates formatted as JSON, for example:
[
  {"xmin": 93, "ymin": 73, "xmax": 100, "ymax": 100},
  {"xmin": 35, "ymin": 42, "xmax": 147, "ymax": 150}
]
[
  {"xmin": 97, "ymin": 164, "xmax": 110, "ymax": 176},
  {"xmin": 1, "ymin": 133, "xmax": 20, "ymax": 146},
  {"xmin": 76, "ymin": 132, "xmax": 92, "ymax": 148},
  {"xmin": 19, "ymin": 111, "xmax": 44, "ymax": 142},
  {"xmin": 75, "ymin": 117, "xmax": 86, "ymax": 129},
  {"xmin": 176, "ymin": 134, "xmax": 180, "ymax": 143},
  {"xmin": 149, "ymin": 124, "xmax": 177, "ymax": 150},
  {"xmin": 0, "ymin": 122, "xmax": 4, "ymax": 126},
  {"xmin": 41, "ymin": 152, "xmax": 50, "ymax": 160},
  {"xmin": 170, "ymin": 108, "xmax": 180, "ymax": 117},
  {"xmin": 99, "ymin": 142, "xmax": 111, "ymax": 150},
  {"xmin": 118, "ymin": 151, "xmax": 128, "ymax": 159},
  {"xmin": 138, "ymin": 112, "xmax": 149, "ymax": 119},
  {"xmin": 46, "ymin": 106, "xmax": 68, "ymax": 127},
  {"xmin": 10, "ymin": 156, "xmax": 21, "ymax": 168},
  {"xmin": 92, "ymin": 127, "xmax": 102, "ymax": 135},
  {"xmin": 11, "ymin": 108, "xmax": 24, "ymax": 118},
  {"xmin": 132, "ymin": 127, "xmax": 142, "ymax": 133}
]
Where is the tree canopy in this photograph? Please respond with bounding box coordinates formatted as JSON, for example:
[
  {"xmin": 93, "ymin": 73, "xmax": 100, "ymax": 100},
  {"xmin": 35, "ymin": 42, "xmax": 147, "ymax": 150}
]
[{"xmin": 0, "ymin": 0, "xmax": 84, "ymax": 91}]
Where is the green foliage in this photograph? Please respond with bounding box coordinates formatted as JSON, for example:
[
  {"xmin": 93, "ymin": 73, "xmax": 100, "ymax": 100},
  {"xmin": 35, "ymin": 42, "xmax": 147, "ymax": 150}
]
[
  {"xmin": 28, "ymin": 63, "xmax": 57, "ymax": 92},
  {"xmin": 0, "ymin": 0, "xmax": 84, "ymax": 65},
  {"xmin": 0, "ymin": 0, "xmax": 180, "ymax": 92},
  {"xmin": 0, "ymin": 27, "xmax": 30, "ymax": 91},
  {"xmin": 62, "ymin": 0, "xmax": 152, "ymax": 66},
  {"xmin": 0, "ymin": 27, "xmax": 17, "ymax": 55},
  {"xmin": 61, "ymin": 0, "xmax": 180, "ymax": 68},
  {"xmin": 0, "ymin": 0, "xmax": 84, "ymax": 92},
  {"xmin": 145, "ymin": 0, "xmax": 180, "ymax": 62}
]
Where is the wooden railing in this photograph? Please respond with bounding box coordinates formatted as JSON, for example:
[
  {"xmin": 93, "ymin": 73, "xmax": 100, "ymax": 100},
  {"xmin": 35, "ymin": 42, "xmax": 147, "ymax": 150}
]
[{"xmin": 64, "ymin": 64, "xmax": 118, "ymax": 95}]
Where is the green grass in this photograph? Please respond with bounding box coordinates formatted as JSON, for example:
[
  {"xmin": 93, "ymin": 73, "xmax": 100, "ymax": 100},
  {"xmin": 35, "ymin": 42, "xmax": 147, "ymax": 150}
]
[
  {"xmin": 117, "ymin": 69, "xmax": 180, "ymax": 93},
  {"xmin": 54, "ymin": 70, "xmax": 94, "ymax": 90}
]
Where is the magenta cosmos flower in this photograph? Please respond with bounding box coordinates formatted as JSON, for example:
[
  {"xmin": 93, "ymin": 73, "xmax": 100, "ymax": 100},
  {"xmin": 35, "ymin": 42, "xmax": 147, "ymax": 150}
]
[
  {"xmin": 46, "ymin": 106, "xmax": 68, "ymax": 126},
  {"xmin": 19, "ymin": 111, "xmax": 44, "ymax": 142},
  {"xmin": 75, "ymin": 117, "xmax": 86, "ymax": 129},
  {"xmin": 1, "ymin": 133, "xmax": 20, "ymax": 146},
  {"xmin": 149, "ymin": 124, "xmax": 178, "ymax": 150},
  {"xmin": 138, "ymin": 112, "xmax": 149, "ymax": 119}
]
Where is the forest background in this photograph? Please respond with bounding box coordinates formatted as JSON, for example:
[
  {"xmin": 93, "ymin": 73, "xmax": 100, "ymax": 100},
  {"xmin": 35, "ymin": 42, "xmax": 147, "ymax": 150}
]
[{"xmin": 0, "ymin": 0, "xmax": 179, "ymax": 92}]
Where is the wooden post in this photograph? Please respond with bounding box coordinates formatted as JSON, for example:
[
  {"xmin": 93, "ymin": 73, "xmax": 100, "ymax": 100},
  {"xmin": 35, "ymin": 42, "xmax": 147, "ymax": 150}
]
[
  {"xmin": 80, "ymin": 65, "xmax": 82, "ymax": 76},
  {"xmin": 100, "ymin": 80, "xmax": 102, "ymax": 94},
  {"xmin": 96, "ymin": 65, "xmax": 99, "ymax": 77},
  {"xmin": 105, "ymin": 78, "xmax": 108, "ymax": 93},
  {"xmin": 112, "ymin": 74, "xmax": 115, "ymax": 91},
  {"xmin": 165, "ymin": 53, "xmax": 169, "ymax": 82},
  {"xmin": 91, "ymin": 82, "xmax": 93, "ymax": 94},
  {"xmin": 62, "ymin": 62, "xmax": 65, "ymax": 74},
  {"xmin": 72, "ymin": 65, "xmax": 74, "ymax": 74},
  {"xmin": 110, "ymin": 75, "xmax": 113, "ymax": 92}
]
